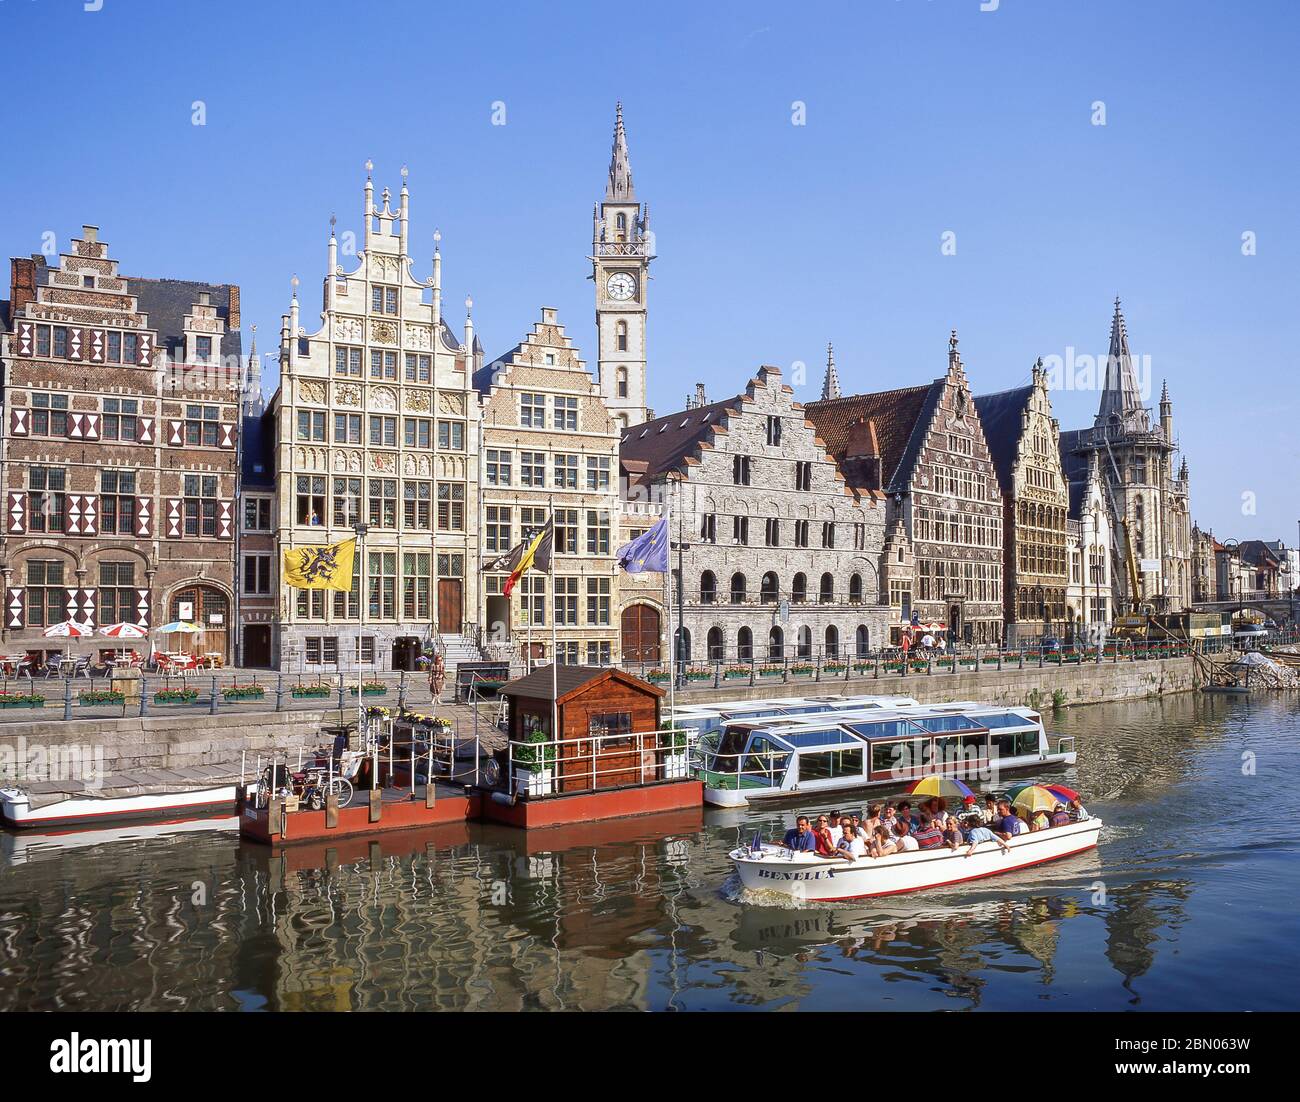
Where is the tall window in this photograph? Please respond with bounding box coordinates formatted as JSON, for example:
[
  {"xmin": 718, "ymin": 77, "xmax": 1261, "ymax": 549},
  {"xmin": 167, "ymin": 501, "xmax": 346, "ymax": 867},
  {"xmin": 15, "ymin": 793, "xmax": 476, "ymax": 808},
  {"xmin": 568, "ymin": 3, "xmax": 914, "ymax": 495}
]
[
  {"xmin": 368, "ymin": 551, "xmax": 397, "ymax": 619},
  {"xmin": 737, "ymin": 626, "xmax": 753, "ymax": 661},
  {"xmin": 185, "ymin": 404, "xmax": 220, "ymax": 447},
  {"xmin": 586, "ymin": 510, "xmax": 610, "ymax": 555},
  {"xmin": 700, "ymin": 571, "xmax": 717, "ymax": 604},
  {"xmin": 794, "ymin": 520, "xmax": 809, "ymax": 548},
  {"xmin": 730, "ymin": 573, "xmax": 747, "ymax": 604},
  {"xmin": 24, "ymin": 560, "xmax": 65, "ymax": 627},
  {"xmin": 244, "ymin": 497, "xmax": 272, "ymax": 531},
  {"xmin": 586, "ymin": 456, "xmax": 611, "ymax": 491},
  {"xmin": 402, "ymin": 553, "xmax": 431, "ymax": 619},
  {"xmin": 760, "ymin": 572, "xmax": 779, "ymax": 603},
  {"xmin": 616, "ymin": 366, "xmax": 628, "ymax": 397},
  {"xmin": 553, "ymin": 453, "xmax": 579, "ymax": 489},
  {"xmin": 849, "ymin": 573, "xmax": 863, "ymax": 603},
  {"xmin": 368, "ymin": 415, "xmax": 397, "ymax": 447},
  {"xmin": 700, "ymin": 513, "xmax": 716, "ymax": 542},
  {"xmin": 554, "ymin": 509, "xmax": 579, "ymax": 553},
  {"xmin": 794, "ymin": 461, "xmax": 812, "ymax": 491},
  {"xmin": 486, "ymin": 449, "xmax": 512, "ymax": 486},
  {"xmin": 333, "ymin": 477, "xmax": 361, "ymax": 527},
  {"xmin": 554, "ymin": 576, "xmax": 579, "ymax": 625},
  {"xmin": 520, "ymin": 393, "xmax": 545, "ymax": 428},
  {"xmin": 404, "ymin": 418, "xmax": 432, "ymax": 449},
  {"xmin": 485, "ymin": 506, "xmax": 512, "ymax": 553},
  {"xmin": 404, "ymin": 353, "xmax": 431, "ymax": 382},
  {"xmin": 819, "ymin": 572, "xmax": 834, "ymax": 603},
  {"xmin": 616, "ymin": 323, "xmax": 628, "ymax": 354},
  {"xmin": 403, "ymin": 481, "xmax": 431, "ymax": 529},
  {"xmin": 520, "ymin": 451, "xmax": 545, "ymax": 488},
  {"xmin": 765, "ymin": 416, "xmax": 782, "ymax": 447},
  {"xmin": 297, "ymin": 476, "xmax": 325, "ymax": 525},
  {"xmin": 242, "ymin": 554, "xmax": 272, "ymax": 596},
  {"xmin": 822, "ymin": 521, "xmax": 836, "ymax": 548},
  {"xmin": 437, "ymin": 483, "xmax": 465, "ymax": 531},
  {"xmin": 369, "ymin": 350, "xmax": 398, "ymax": 379},
  {"xmin": 334, "ymin": 413, "xmax": 362, "ymax": 443},
  {"xmin": 27, "ymin": 467, "xmax": 66, "ymax": 534},
  {"xmin": 297, "ymin": 409, "xmax": 326, "ymax": 441},
  {"xmin": 437, "ymin": 420, "xmax": 464, "ymax": 450},
  {"xmin": 765, "ymin": 518, "xmax": 780, "ymax": 547},
  {"xmin": 332, "ymin": 554, "xmax": 361, "ymax": 620},
  {"xmin": 368, "ymin": 478, "xmax": 397, "ymax": 528},
  {"xmin": 732, "ymin": 515, "xmax": 749, "ymax": 545},
  {"xmin": 792, "ymin": 573, "xmax": 807, "ymax": 603},
  {"xmin": 100, "ymin": 470, "xmax": 136, "ymax": 535},
  {"xmin": 371, "ymin": 285, "xmax": 399, "ymax": 314},
  {"xmin": 521, "ymin": 575, "xmax": 546, "ymax": 626},
  {"xmin": 733, "ymin": 455, "xmax": 751, "ymax": 485},
  {"xmin": 102, "ymin": 398, "xmax": 138, "ymax": 441},
  {"xmin": 30, "ymin": 393, "xmax": 70, "ymax": 437},
  {"xmin": 586, "ymin": 577, "xmax": 610, "ymax": 625},
  {"xmin": 553, "ymin": 397, "xmax": 579, "ymax": 430},
  {"xmin": 335, "ymin": 346, "xmax": 362, "ymax": 376},
  {"xmin": 183, "ymin": 474, "xmax": 219, "ymax": 536},
  {"xmin": 95, "ymin": 558, "xmax": 135, "ymax": 618}
]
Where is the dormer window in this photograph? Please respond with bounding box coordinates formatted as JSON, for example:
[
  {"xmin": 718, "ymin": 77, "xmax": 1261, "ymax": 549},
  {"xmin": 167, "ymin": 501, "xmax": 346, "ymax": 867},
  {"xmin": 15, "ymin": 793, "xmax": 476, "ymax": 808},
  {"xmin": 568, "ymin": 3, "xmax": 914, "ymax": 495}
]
[{"xmin": 194, "ymin": 336, "xmax": 213, "ymax": 363}]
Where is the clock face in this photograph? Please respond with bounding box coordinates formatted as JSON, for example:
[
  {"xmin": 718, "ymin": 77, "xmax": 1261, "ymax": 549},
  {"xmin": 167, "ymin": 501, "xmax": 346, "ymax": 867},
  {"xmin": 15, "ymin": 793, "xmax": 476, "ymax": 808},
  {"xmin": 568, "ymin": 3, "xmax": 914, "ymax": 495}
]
[{"xmin": 606, "ymin": 272, "xmax": 637, "ymax": 301}]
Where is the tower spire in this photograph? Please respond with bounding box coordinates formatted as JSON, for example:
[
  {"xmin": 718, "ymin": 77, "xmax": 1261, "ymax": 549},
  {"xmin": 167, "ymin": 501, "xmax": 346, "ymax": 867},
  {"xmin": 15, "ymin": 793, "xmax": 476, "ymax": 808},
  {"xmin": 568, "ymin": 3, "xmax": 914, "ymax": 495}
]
[
  {"xmin": 606, "ymin": 101, "xmax": 636, "ymax": 201},
  {"xmin": 821, "ymin": 341, "xmax": 842, "ymax": 400},
  {"xmin": 1096, "ymin": 296, "xmax": 1145, "ymax": 430}
]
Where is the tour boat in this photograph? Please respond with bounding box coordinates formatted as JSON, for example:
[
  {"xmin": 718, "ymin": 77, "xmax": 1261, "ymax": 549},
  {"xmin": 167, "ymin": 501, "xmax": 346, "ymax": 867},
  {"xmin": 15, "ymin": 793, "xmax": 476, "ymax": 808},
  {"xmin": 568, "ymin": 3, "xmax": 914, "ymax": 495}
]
[
  {"xmin": 672, "ymin": 693, "xmax": 920, "ymax": 745},
  {"xmin": 0, "ymin": 766, "xmax": 243, "ymax": 830},
  {"xmin": 695, "ymin": 701, "xmax": 1076, "ymax": 807},
  {"xmin": 729, "ymin": 816, "xmax": 1102, "ymax": 900}
]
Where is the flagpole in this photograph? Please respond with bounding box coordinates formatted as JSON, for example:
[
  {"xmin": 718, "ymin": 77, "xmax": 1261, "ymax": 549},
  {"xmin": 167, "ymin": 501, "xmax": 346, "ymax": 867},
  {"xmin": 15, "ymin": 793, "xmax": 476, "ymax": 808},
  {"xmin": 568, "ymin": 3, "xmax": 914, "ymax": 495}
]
[
  {"xmin": 549, "ymin": 495, "xmax": 558, "ymax": 743},
  {"xmin": 664, "ymin": 490, "xmax": 675, "ymax": 722}
]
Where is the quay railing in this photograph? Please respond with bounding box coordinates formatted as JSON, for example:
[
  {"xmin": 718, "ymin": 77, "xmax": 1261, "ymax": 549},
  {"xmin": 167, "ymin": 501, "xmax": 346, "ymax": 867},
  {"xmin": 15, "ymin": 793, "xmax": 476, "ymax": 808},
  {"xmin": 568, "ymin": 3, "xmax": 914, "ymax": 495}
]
[{"xmin": 505, "ymin": 725, "xmax": 693, "ymax": 799}]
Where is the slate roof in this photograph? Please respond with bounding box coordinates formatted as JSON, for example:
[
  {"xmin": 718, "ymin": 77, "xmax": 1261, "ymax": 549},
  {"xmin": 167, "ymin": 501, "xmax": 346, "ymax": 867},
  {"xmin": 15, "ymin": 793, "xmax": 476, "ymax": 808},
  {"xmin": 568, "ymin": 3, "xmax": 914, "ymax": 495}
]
[
  {"xmin": 128, "ymin": 277, "xmax": 242, "ymax": 363},
  {"xmin": 240, "ymin": 410, "xmax": 276, "ymax": 488},
  {"xmin": 973, "ymin": 385, "xmax": 1034, "ymax": 497},
  {"xmin": 1058, "ymin": 427, "xmax": 1092, "ymax": 518},
  {"xmin": 804, "ymin": 381, "xmax": 941, "ymax": 495},
  {"xmin": 499, "ymin": 664, "xmax": 664, "ymax": 702},
  {"xmin": 619, "ymin": 396, "xmax": 743, "ymax": 485}
]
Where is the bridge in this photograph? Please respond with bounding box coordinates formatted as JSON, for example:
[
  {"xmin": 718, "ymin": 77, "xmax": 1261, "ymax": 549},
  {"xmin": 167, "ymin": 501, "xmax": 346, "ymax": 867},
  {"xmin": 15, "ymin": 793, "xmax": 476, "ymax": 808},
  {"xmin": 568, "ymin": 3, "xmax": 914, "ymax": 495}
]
[{"xmin": 1192, "ymin": 593, "xmax": 1297, "ymax": 624}]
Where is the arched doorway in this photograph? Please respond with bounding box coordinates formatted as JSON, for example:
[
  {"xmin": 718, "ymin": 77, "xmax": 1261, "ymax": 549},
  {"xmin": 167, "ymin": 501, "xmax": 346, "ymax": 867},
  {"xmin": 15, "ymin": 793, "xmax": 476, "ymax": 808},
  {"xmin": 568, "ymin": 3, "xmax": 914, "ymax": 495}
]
[
  {"xmin": 170, "ymin": 585, "xmax": 229, "ymax": 662},
  {"xmin": 620, "ymin": 603, "xmax": 661, "ymax": 663}
]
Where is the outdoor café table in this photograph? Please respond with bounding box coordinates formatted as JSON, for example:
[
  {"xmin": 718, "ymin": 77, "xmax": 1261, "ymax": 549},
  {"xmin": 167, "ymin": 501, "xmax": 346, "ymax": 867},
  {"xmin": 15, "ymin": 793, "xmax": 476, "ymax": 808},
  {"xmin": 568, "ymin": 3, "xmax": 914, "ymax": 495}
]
[{"xmin": 1, "ymin": 655, "xmax": 27, "ymax": 676}]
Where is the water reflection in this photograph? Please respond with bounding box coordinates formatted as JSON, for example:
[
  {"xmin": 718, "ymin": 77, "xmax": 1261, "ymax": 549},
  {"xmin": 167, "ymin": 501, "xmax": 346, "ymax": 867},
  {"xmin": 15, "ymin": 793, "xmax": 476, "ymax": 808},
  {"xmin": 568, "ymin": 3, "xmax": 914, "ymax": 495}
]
[{"xmin": 0, "ymin": 691, "xmax": 1296, "ymax": 1010}]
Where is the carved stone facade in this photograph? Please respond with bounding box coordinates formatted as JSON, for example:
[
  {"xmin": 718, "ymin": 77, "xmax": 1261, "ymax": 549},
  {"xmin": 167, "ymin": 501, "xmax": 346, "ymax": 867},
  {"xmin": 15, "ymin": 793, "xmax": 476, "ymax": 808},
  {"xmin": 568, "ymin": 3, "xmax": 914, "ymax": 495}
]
[
  {"xmin": 478, "ymin": 309, "xmax": 622, "ymax": 665},
  {"xmin": 0, "ymin": 226, "xmax": 241, "ymax": 662},
  {"xmin": 269, "ymin": 171, "xmax": 482, "ymax": 670},
  {"xmin": 620, "ymin": 367, "xmax": 893, "ymax": 667}
]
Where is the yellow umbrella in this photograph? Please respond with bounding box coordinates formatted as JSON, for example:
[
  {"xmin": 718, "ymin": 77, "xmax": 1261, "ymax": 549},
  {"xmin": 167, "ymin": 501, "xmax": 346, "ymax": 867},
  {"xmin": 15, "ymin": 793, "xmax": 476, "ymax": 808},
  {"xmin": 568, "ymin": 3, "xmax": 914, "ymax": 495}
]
[
  {"xmin": 907, "ymin": 775, "xmax": 975, "ymax": 801},
  {"xmin": 1010, "ymin": 785, "xmax": 1060, "ymax": 814}
]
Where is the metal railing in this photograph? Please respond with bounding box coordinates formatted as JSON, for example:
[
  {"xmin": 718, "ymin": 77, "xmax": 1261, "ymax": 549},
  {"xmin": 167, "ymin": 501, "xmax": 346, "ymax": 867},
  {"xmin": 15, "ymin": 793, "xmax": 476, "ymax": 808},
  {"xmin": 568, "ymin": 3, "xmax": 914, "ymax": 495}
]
[
  {"xmin": 691, "ymin": 746, "xmax": 790, "ymax": 792},
  {"xmin": 506, "ymin": 725, "xmax": 692, "ymax": 799}
]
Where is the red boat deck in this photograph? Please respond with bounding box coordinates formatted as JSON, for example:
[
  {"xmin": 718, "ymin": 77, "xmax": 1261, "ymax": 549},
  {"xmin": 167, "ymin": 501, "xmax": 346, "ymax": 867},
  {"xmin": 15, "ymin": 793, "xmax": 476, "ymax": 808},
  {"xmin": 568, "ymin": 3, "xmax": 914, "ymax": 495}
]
[{"xmin": 239, "ymin": 779, "xmax": 704, "ymax": 846}]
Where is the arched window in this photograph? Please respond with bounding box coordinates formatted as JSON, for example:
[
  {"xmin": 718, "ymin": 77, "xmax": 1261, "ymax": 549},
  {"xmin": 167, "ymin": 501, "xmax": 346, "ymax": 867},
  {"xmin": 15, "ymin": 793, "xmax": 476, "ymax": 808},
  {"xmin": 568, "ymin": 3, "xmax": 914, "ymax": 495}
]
[
  {"xmin": 700, "ymin": 570, "xmax": 716, "ymax": 604},
  {"xmin": 616, "ymin": 322, "xmax": 628, "ymax": 354},
  {"xmin": 707, "ymin": 626, "xmax": 723, "ymax": 661},
  {"xmin": 737, "ymin": 626, "xmax": 753, "ymax": 661},
  {"xmin": 615, "ymin": 212, "xmax": 627, "ymax": 241},
  {"xmin": 819, "ymin": 572, "xmax": 834, "ymax": 603},
  {"xmin": 760, "ymin": 571, "xmax": 779, "ymax": 603},
  {"xmin": 855, "ymin": 625, "xmax": 870, "ymax": 657},
  {"xmin": 848, "ymin": 573, "xmax": 863, "ymax": 603},
  {"xmin": 792, "ymin": 572, "xmax": 807, "ymax": 603},
  {"xmin": 730, "ymin": 572, "xmax": 746, "ymax": 604},
  {"xmin": 616, "ymin": 365, "xmax": 628, "ymax": 397},
  {"xmin": 674, "ymin": 627, "xmax": 691, "ymax": 663},
  {"xmin": 767, "ymin": 626, "xmax": 784, "ymax": 659},
  {"xmin": 825, "ymin": 625, "xmax": 839, "ymax": 658},
  {"xmin": 797, "ymin": 625, "xmax": 812, "ymax": 659}
]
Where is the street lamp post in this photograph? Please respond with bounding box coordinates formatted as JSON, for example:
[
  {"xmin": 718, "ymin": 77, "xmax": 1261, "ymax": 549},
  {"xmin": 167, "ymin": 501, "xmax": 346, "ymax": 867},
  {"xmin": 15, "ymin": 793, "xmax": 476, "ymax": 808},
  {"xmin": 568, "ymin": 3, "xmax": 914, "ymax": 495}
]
[{"xmin": 352, "ymin": 520, "xmax": 368, "ymax": 705}]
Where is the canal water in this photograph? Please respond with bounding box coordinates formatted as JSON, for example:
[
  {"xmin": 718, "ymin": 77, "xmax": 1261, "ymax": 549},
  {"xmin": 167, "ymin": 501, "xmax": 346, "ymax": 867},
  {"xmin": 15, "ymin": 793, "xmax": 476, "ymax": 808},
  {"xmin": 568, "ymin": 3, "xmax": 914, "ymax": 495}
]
[{"xmin": 1, "ymin": 691, "xmax": 1296, "ymax": 1011}]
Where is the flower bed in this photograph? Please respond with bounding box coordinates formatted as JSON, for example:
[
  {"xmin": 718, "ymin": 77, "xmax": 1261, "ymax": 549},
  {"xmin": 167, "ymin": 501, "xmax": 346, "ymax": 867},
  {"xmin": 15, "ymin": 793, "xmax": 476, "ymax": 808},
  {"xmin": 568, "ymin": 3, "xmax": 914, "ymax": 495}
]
[
  {"xmin": 647, "ymin": 670, "xmax": 670, "ymax": 683},
  {"xmin": 823, "ymin": 663, "xmax": 846, "ymax": 675},
  {"xmin": 291, "ymin": 684, "xmax": 333, "ymax": 699},
  {"xmin": 723, "ymin": 666, "xmax": 750, "ymax": 680},
  {"xmin": 222, "ymin": 684, "xmax": 266, "ymax": 701},
  {"xmin": 79, "ymin": 690, "xmax": 124, "ymax": 705},
  {"xmin": 0, "ymin": 692, "xmax": 46, "ymax": 708},
  {"xmin": 154, "ymin": 688, "xmax": 198, "ymax": 704},
  {"xmin": 790, "ymin": 664, "xmax": 815, "ymax": 676},
  {"xmin": 349, "ymin": 682, "xmax": 388, "ymax": 696}
]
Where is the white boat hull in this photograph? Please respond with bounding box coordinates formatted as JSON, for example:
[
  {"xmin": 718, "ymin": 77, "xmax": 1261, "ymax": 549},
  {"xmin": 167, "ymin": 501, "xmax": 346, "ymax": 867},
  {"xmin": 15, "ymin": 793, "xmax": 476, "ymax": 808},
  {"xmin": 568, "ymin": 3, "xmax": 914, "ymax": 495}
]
[
  {"xmin": 730, "ymin": 818, "xmax": 1102, "ymax": 900},
  {"xmin": 0, "ymin": 784, "xmax": 240, "ymax": 830}
]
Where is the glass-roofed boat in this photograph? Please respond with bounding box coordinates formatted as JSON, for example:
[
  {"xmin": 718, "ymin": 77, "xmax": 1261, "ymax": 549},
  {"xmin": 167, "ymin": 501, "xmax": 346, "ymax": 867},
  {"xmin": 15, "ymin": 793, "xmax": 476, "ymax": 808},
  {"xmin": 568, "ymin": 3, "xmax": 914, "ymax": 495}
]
[
  {"xmin": 670, "ymin": 694, "xmax": 920, "ymax": 747},
  {"xmin": 694, "ymin": 701, "xmax": 1076, "ymax": 807}
]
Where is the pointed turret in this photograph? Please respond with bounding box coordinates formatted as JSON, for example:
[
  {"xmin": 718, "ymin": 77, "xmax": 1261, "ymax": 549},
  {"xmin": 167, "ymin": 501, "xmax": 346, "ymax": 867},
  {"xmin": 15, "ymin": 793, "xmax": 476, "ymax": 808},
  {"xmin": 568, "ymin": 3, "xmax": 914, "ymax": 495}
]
[
  {"xmin": 243, "ymin": 325, "xmax": 264, "ymax": 415},
  {"xmin": 822, "ymin": 342, "xmax": 842, "ymax": 400},
  {"xmin": 1159, "ymin": 377, "xmax": 1173, "ymax": 442},
  {"xmin": 1095, "ymin": 297, "xmax": 1145, "ymax": 430},
  {"xmin": 606, "ymin": 102, "xmax": 636, "ymax": 202}
]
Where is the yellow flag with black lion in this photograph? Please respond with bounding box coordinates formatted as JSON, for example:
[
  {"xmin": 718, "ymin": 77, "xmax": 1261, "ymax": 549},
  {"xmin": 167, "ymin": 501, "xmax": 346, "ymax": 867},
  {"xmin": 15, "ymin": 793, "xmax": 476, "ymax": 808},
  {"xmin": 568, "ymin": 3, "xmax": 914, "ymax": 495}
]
[{"xmin": 283, "ymin": 538, "xmax": 356, "ymax": 591}]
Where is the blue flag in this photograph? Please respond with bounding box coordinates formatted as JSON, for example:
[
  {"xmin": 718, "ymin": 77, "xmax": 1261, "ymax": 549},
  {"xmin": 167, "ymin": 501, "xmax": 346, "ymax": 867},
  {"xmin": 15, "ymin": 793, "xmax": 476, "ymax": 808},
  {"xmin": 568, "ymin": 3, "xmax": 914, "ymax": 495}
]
[{"xmin": 616, "ymin": 515, "xmax": 669, "ymax": 574}]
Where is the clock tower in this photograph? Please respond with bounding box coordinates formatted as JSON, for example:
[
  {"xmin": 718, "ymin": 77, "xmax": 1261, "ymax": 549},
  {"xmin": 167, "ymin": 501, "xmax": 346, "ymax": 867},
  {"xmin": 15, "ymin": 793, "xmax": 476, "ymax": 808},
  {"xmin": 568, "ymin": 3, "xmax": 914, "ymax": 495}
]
[{"xmin": 591, "ymin": 102, "xmax": 653, "ymax": 429}]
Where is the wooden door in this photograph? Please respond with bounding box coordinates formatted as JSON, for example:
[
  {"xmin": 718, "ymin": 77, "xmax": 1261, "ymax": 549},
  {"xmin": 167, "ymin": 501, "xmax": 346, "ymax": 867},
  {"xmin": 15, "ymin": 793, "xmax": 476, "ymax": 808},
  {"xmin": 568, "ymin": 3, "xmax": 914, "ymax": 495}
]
[
  {"xmin": 172, "ymin": 586, "xmax": 228, "ymax": 662},
  {"xmin": 438, "ymin": 579, "xmax": 463, "ymax": 632},
  {"xmin": 620, "ymin": 603, "xmax": 661, "ymax": 662},
  {"xmin": 244, "ymin": 625, "xmax": 272, "ymax": 668}
]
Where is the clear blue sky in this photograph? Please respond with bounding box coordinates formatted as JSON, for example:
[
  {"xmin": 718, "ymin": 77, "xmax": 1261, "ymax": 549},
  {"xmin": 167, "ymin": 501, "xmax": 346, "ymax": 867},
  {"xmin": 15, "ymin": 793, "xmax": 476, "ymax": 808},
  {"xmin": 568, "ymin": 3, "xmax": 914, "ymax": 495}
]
[{"xmin": 2, "ymin": 0, "xmax": 1295, "ymax": 542}]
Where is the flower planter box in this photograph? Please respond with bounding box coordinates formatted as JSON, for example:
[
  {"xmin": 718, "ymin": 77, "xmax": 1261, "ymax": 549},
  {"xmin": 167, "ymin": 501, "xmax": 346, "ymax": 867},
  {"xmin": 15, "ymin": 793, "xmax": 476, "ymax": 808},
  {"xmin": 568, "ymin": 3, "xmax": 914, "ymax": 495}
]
[
  {"xmin": 291, "ymin": 686, "xmax": 333, "ymax": 699},
  {"xmin": 647, "ymin": 672, "xmax": 670, "ymax": 683},
  {"xmin": 349, "ymin": 685, "xmax": 388, "ymax": 696},
  {"xmin": 154, "ymin": 690, "xmax": 199, "ymax": 704},
  {"xmin": 757, "ymin": 668, "xmax": 784, "ymax": 678},
  {"xmin": 852, "ymin": 664, "xmax": 870, "ymax": 675},
  {"xmin": 685, "ymin": 671, "xmax": 713, "ymax": 682},
  {"xmin": 723, "ymin": 669, "xmax": 750, "ymax": 680},
  {"xmin": 79, "ymin": 691, "xmax": 124, "ymax": 705},
  {"xmin": 515, "ymin": 767, "xmax": 554, "ymax": 798},
  {"xmin": 0, "ymin": 696, "xmax": 45, "ymax": 709},
  {"xmin": 790, "ymin": 666, "xmax": 815, "ymax": 677},
  {"xmin": 823, "ymin": 665, "xmax": 847, "ymax": 675},
  {"xmin": 222, "ymin": 686, "xmax": 266, "ymax": 701}
]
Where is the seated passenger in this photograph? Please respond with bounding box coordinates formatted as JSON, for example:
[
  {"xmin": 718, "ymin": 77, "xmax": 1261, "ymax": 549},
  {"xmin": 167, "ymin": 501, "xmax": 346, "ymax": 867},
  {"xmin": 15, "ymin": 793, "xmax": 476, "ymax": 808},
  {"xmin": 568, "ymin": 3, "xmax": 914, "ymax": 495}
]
[
  {"xmin": 828, "ymin": 810, "xmax": 844, "ymax": 845},
  {"xmin": 942, "ymin": 816, "xmax": 965, "ymax": 851},
  {"xmin": 835, "ymin": 823, "xmax": 867, "ymax": 860},
  {"xmin": 1031, "ymin": 809, "xmax": 1050, "ymax": 832},
  {"xmin": 1049, "ymin": 803, "xmax": 1071, "ymax": 827},
  {"xmin": 982, "ymin": 795, "xmax": 999, "ymax": 824},
  {"xmin": 892, "ymin": 820, "xmax": 920, "ymax": 852},
  {"xmin": 870, "ymin": 824, "xmax": 897, "ymax": 857},
  {"xmin": 879, "ymin": 803, "xmax": 898, "ymax": 832},
  {"xmin": 863, "ymin": 804, "xmax": 882, "ymax": 836},
  {"xmin": 993, "ymin": 800, "xmax": 1024, "ymax": 840},
  {"xmin": 1068, "ymin": 797, "xmax": 1091, "ymax": 822},
  {"xmin": 779, "ymin": 815, "xmax": 818, "ymax": 852},
  {"xmin": 812, "ymin": 814, "xmax": 836, "ymax": 856},
  {"xmin": 896, "ymin": 800, "xmax": 916, "ymax": 828},
  {"xmin": 962, "ymin": 814, "xmax": 1012, "ymax": 857},
  {"xmin": 912, "ymin": 813, "xmax": 946, "ymax": 850}
]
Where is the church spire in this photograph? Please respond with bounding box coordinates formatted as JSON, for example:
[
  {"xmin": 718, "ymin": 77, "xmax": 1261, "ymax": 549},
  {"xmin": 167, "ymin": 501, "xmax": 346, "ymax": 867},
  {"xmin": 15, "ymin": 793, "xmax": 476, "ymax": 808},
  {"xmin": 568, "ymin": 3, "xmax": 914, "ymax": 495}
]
[
  {"xmin": 1095, "ymin": 296, "xmax": 1145, "ymax": 430},
  {"xmin": 243, "ymin": 325, "xmax": 264, "ymax": 416},
  {"xmin": 606, "ymin": 102, "xmax": 636, "ymax": 201},
  {"xmin": 821, "ymin": 342, "xmax": 842, "ymax": 400}
]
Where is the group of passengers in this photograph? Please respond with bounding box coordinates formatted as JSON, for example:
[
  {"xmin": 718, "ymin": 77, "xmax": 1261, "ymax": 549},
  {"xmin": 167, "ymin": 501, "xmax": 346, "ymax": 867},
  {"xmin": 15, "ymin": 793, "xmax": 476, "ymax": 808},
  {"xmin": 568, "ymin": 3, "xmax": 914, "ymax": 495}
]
[{"xmin": 778, "ymin": 792, "xmax": 1090, "ymax": 861}]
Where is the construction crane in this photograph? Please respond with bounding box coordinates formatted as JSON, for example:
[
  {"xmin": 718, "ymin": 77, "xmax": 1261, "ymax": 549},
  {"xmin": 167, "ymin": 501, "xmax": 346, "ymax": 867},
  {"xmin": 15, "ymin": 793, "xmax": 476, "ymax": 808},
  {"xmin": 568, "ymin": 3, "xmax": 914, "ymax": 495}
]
[{"xmin": 1099, "ymin": 434, "xmax": 1156, "ymax": 639}]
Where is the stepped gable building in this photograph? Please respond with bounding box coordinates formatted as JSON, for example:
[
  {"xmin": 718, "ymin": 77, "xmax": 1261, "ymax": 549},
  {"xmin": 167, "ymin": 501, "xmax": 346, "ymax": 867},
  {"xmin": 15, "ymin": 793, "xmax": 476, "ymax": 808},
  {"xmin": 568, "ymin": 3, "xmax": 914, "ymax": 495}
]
[
  {"xmin": 477, "ymin": 308, "xmax": 622, "ymax": 667},
  {"xmin": 0, "ymin": 226, "xmax": 241, "ymax": 663},
  {"xmin": 806, "ymin": 332, "xmax": 1005, "ymax": 644},
  {"xmin": 590, "ymin": 103, "xmax": 654, "ymax": 431},
  {"xmin": 1060, "ymin": 300, "xmax": 1192, "ymax": 613},
  {"xmin": 974, "ymin": 361, "xmax": 1069, "ymax": 644},
  {"xmin": 619, "ymin": 366, "xmax": 892, "ymax": 666},
  {"xmin": 269, "ymin": 167, "xmax": 482, "ymax": 671},
  {"xmin": 1060, "ymin": 446, "xmax": 1115, "ymax": 635}
]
